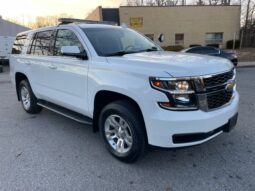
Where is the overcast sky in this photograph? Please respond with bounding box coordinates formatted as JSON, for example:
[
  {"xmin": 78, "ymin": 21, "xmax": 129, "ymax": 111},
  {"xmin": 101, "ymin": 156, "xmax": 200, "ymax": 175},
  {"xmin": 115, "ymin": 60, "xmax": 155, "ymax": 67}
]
[
  {"xmin": 0, "ymin": 0, "xmax": 242, "ymax": 24},
  {"xmin": 0, "ymin": 0, "xmax": 123, "ymax": 24}
]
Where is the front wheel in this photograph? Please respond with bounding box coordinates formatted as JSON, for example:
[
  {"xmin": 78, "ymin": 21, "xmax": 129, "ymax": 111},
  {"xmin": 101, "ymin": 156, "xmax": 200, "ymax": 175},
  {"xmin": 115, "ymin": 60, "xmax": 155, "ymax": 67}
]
[{"xmin": 99, "ymin": 100, "xmax": 147, "ymax": 163}]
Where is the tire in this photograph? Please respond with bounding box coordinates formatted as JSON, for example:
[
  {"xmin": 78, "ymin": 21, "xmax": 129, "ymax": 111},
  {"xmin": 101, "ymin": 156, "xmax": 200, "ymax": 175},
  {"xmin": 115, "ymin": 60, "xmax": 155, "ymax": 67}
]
[
  {"xmin": 18, "ymin": 80, "xmax": 42, "ymax": 114},
  {"xmin": 99, "ymin": 100, "xmax": 147, "ymax": 163}
]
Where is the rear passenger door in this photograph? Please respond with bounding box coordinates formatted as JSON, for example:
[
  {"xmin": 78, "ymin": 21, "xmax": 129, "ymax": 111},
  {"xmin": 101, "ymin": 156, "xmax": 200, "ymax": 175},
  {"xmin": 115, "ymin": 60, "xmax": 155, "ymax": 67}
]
[
  {"xmin": 43, "ymin": 28, "xmax": 90, "ymax": 115},
  {"xmin": 26, "ymin": 30, "xmax": 53, "ymax": 97}
]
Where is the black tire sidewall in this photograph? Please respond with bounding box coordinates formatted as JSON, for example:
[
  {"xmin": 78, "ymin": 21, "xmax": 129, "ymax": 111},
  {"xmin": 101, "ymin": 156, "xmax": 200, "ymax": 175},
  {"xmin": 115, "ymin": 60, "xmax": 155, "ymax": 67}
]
[
  {"xmin": 19, "ymin": 80, "xmax": 41, "ymax": 114},
  {"xmin": 99, "ymin": 101, "xmax": 146, "ymax": 162}
]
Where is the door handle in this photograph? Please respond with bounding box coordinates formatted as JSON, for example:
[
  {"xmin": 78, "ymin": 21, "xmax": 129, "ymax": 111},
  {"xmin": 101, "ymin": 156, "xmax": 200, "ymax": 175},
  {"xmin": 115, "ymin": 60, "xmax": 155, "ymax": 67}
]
[{"xmin": 49, "ymin": 65, "xmax": 57, "ymax": 70}]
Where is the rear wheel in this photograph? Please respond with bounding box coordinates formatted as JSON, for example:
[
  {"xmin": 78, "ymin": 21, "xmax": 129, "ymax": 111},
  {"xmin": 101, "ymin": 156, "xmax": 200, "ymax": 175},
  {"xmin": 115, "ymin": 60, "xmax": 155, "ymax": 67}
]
[
  {"xmin": 19, "ymin": 80, "xmax": 42, "ymax": 114},
  {"xmin": 99, "ymin": 100, "xmax": 147, "ymax": 163}
]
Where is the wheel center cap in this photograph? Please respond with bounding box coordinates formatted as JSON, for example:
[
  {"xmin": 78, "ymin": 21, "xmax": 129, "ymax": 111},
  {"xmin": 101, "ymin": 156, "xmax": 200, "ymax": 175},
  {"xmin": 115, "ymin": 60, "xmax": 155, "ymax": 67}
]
[{"xmin": 117, "ymin": 127, "xmax": 125, "ymax": 138}]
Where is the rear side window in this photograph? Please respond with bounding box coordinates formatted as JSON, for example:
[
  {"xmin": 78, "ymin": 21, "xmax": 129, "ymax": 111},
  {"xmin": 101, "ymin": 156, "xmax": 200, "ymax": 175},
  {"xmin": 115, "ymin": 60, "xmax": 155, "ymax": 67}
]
[
  {"xmin": 12, "ymin": 34, "xmax": 28, "ymax": 54},
  {"xmin": 29, "ymin": 30, "xmax": 53, "ymax": 55}
]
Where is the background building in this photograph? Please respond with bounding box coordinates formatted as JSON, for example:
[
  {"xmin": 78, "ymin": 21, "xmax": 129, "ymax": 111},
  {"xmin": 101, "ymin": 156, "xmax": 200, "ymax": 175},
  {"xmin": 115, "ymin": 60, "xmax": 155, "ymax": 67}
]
[
  {"xmin": 0, "ymin": 16, "xmax": 30, "ymax": 37},
  {"xmin": 0, "ymin": 16, "xmax": 30, "ymax": 64},
  {"xmin": 86, "ymin": 5, "xmax": 241, "ymax": 48},
  {"xmin": 86, "ymin": 7, "xmax": 120, "ymax": 25}
]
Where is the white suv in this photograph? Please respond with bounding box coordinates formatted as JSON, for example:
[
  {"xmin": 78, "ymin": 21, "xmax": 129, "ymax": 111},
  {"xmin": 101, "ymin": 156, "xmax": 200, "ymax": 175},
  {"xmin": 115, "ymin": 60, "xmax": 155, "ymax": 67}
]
[{"xmin": 10, "ymin": 18, "xmax": 239, "ymax": 163}]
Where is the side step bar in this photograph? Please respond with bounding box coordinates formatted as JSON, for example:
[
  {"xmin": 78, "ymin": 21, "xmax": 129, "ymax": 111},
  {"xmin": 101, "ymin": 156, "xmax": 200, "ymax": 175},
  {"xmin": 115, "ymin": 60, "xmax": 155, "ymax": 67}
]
[{"xmin": 37, "ymin": 100, "xmax": 93, "ymax": 125}]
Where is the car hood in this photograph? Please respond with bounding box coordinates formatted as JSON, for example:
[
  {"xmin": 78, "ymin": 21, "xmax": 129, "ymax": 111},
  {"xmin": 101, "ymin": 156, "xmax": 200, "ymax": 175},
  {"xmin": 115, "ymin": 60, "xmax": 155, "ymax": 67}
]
[{"xmin": 106, "ymin": 51, "xmax": 233, "ymax": 77}]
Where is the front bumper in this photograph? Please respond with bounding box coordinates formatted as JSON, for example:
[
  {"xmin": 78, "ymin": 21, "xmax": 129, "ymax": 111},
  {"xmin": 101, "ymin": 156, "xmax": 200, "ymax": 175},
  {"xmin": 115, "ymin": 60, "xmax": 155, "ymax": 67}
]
[{"xmin": 144, "ymin": 91, "xmax": 239, "ymax": 148}]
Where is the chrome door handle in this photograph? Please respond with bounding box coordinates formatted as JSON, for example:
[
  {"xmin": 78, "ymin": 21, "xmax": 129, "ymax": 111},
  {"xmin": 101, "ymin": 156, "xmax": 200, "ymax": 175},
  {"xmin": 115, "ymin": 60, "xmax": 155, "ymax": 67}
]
[{"xmin": 49, "ymin": 65, "xmax": 57, "ymax": 69}]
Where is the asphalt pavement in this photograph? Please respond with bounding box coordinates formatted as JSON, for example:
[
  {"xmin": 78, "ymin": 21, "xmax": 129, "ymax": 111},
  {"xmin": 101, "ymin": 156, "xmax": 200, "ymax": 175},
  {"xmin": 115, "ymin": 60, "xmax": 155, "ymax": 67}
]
[{"xmin": 0, "ymin": 67, "xmax": 254, "ymax": 191}]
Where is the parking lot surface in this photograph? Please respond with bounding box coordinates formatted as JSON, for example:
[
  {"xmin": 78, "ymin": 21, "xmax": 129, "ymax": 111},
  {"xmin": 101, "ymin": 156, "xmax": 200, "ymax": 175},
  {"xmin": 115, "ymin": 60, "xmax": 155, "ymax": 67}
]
[{"xmin": 0, "ymin": 67, "xmax": 254, "ymax": 191}]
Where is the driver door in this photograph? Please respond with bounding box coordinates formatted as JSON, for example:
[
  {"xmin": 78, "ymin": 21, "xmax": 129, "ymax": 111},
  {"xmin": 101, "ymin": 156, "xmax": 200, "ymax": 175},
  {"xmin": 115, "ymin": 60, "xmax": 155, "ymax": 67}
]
[{"xmin": 43, "ymin": 29, "xmax": 90, "ymax": 115}]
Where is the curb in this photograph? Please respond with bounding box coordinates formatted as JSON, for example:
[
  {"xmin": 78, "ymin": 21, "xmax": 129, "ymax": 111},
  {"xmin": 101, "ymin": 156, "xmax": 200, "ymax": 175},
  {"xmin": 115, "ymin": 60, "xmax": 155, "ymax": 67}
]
[
  {"xmin": 237, "ymin": 65, "xmax": 255, "ymax": 68},
  {"xmin": 237, "ymin": 62, "xmax": 255, "ymax": 68}
]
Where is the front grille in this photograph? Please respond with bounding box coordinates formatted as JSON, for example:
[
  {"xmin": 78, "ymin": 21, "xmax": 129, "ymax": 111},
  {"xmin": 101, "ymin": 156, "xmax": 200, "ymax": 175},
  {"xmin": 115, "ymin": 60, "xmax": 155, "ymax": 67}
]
[
  {"xmin": 207, "ymin": 90, "xmax": 233, "ymax": 110},
  {"xmin": 204, "ymin": 70, "xmax": 234, "ymax": 88}
]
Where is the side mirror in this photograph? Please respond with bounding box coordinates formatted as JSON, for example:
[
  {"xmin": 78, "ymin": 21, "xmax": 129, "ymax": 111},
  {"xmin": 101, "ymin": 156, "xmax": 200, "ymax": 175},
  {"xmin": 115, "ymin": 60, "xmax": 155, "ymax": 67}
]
[
  {"xmin": 61, "ymin": 46, "xmax": 87, "ymax": 60},
  {"xmin": 158, "ymin": 34, "xmax": 165, "ymax": 43}
]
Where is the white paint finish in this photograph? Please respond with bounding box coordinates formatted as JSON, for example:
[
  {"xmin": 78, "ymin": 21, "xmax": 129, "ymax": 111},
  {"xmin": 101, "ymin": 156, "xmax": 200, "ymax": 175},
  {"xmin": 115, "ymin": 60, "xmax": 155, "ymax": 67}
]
[{"xmin": 10, "ymin": 24, "xmax": 239, "ymax": 148}]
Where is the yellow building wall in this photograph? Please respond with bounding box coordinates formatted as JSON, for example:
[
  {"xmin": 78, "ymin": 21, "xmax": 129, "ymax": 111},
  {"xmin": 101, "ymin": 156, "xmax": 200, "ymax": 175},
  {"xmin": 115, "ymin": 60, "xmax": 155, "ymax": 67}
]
[{"xmin": 119, "ymin": 6, "xmax": 241, "ymax": 48}]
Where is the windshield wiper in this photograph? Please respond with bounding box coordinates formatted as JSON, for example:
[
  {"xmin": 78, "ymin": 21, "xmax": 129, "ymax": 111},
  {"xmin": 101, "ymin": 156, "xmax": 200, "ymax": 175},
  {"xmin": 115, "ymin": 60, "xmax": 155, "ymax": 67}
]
[
  {"xmin": 105, "ymin": 47, "xmax": 159, "ymax": 57},
  {"xmin": 139, "ymin": 47, "xmax": 159, "ymax": 52},
  {"xmin": 105, "ymin": 51, "xmax": 136, "ymax": 57}
]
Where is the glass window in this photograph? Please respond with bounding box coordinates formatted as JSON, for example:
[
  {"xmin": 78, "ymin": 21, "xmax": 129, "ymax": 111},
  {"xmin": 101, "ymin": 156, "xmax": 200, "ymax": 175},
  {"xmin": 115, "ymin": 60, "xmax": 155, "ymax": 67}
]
[
  {"xmin": 187, "ymin": 47, "xmax": 203, "ymax": 54},
  {"xmin": 201, "ymin": 47, "xmax": 219, "ymax": 54},
  {"xmin": 145, "ymin": 34, "xmax": 154, "ymax": 41},
  {"xmin": 12, "ymin": 34, "xmax": 27, "ymax": 54},
  {"xmin": 188, "ymin": 47, "xmax": 219, "ymax": 54},
  {"xmin": 53, "ymin": 29, "xmax": 84, "ymax": 56},
  {"xmin": 205, "ymin": 33, "xmax": 223, "ymax": 44},
  {"xmin": 175, "ymin": 34, "xmax": 184, "ymax": 46},
  {"xmin": 30, "ymin": 30, "xmax": 52, "ymax": 55},
  {"xmin": 82, "ymin": 28, "xmax": 159, "ymax": 56}
]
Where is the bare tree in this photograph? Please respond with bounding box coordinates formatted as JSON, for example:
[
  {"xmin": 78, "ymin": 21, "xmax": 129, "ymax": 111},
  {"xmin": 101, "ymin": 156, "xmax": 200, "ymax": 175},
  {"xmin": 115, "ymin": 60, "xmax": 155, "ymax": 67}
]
[
  {"xmin": 146, "ymin": 0, "xmax": 155, "ymax": 5},
  {"xmin": 181, "ymin": 0, "xmax": 186, "ymax": 5},
  {"xmin": 154, "ymin": 0, "xmax": 167, "ymax": 6},
  {"xmin": 126, "ymin": 0, "xmax": 179, "ymax": 6},
  {"xmin": 251, "ymin": 3, "xmax": 255, "ymax": 23},
  {"xmin": 208, "ymin": 0, "xmax": 221, "ymax": 5},
  {"xmin": 27, "ymin": 14, "xmax": 73, "ymax": 29},
  {"xmin": 127, "ymin": 0, "xmax": 143, "ymax": 6},
  {"xmin": 245, "ymin": 0, "xmax": 252, "ymax": 29},
  {"xmin": 221, "ymin": 0, "xmax": 231, "ymax": 5},
  {"xmin": 196, "ymin": 0, "xmax": 205, "ymax": 5}
]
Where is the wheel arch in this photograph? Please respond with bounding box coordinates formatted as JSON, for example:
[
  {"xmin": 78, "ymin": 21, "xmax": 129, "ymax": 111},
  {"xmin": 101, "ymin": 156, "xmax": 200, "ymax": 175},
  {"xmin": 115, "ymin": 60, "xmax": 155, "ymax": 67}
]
[
  {"xmin": 15, "ymin": 72, "xmax": 28, "ymax": 101},
  {"xmin": 93, "ymin": 90, "xmax": 147, "ymax": 140}
]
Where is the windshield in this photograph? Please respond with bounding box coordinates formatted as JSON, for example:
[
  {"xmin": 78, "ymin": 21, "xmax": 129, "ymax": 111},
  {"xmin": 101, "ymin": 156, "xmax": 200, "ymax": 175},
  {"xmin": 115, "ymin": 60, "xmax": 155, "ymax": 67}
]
[{"xmin": 82, "ymin": 27, "xmax": 161, "ymax": 56}]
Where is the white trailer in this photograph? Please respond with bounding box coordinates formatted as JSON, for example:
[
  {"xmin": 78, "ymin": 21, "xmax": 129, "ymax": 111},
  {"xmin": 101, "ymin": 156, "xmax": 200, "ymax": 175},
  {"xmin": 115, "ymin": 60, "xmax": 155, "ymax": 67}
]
[
  {"xmin": 0, "ymin": 36, "xmax": 15, "ymax": 61},
  {"xmin": 0, "ymin": 36, "xmax": 15, "ymax": 72}
]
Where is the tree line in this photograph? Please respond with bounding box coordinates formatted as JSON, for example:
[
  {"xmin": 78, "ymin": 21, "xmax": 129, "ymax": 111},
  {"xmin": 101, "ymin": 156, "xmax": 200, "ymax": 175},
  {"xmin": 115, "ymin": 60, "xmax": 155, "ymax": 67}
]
[{"xmin": 126, "ymin": 0, "xmax": 241, "ymax": 6}]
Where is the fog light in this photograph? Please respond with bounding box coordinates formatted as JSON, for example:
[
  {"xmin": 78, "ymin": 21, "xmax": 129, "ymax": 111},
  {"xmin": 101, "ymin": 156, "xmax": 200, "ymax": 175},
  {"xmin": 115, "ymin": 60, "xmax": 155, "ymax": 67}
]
[{"xmin": 173, "ymin": 94, "xmax": 190, "ymax": 103}]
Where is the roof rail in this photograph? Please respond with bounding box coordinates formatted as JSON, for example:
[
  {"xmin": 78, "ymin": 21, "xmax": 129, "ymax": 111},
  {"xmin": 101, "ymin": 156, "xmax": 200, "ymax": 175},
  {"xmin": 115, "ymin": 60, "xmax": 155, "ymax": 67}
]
[{"xmin": 58, "ymin": 18, "xmax": 118, "ymax": 26}]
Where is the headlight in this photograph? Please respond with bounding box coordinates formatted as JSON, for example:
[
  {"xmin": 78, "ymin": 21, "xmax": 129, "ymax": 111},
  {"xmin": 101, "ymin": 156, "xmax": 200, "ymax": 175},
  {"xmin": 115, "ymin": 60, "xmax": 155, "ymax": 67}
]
[{"xmin": 150, "ymin": 77, "xmax": 198, "ymax": 110}]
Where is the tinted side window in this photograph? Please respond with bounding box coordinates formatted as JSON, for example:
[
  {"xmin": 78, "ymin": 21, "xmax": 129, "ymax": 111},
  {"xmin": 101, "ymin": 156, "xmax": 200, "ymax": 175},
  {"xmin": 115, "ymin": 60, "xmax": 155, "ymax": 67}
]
[
  {"xmin": 30, "ymin": 30, "xmax": 52, "ymax": 55},
  {"xmin": 12, "ymin": 34, "xmax": 27, "ymax": 54},
  {"xmin": 201, "ymin": 47, "xmax": 218, "ymax": 54},
  {"xmin": 187, "ymin": 48, "xmax": 203, "ymax": 54},
  {"xmin": 53, "ymin": 30, "xmax": 84, "ymax": 56}
]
